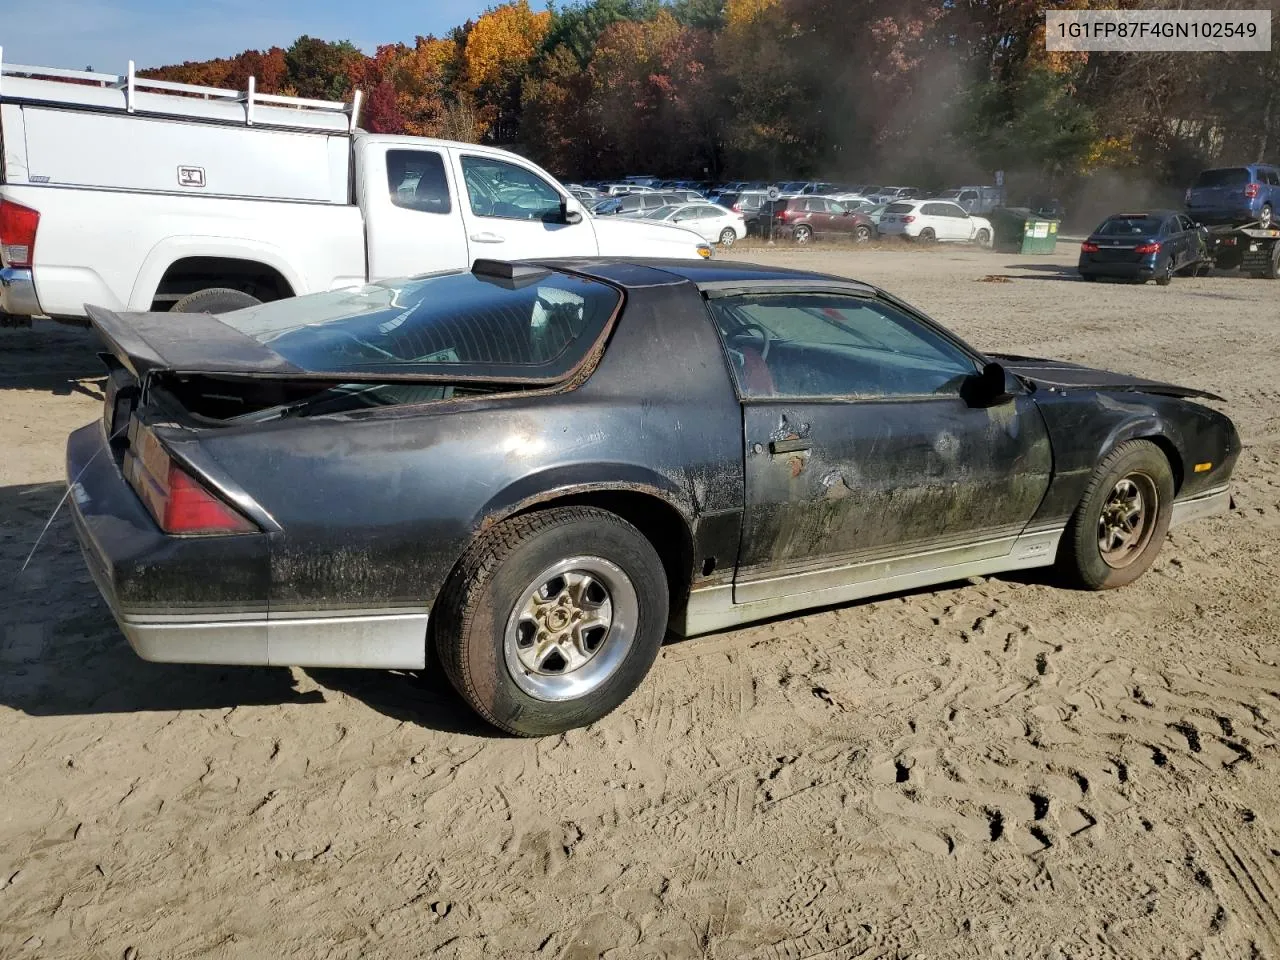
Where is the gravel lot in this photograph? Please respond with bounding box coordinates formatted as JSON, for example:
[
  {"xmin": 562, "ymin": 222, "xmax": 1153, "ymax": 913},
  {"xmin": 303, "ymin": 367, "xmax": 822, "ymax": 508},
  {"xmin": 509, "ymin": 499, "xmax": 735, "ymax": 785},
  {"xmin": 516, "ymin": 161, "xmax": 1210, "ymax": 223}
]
[{"xmin": 3, "ymin": 243, "xmax": 1278, "ymax": 959}]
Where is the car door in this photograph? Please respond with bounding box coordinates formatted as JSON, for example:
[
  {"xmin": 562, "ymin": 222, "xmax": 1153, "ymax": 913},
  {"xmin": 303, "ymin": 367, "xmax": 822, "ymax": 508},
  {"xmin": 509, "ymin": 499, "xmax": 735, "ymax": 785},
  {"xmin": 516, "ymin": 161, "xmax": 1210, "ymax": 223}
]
[
  {"xmin": 1159, "ymin": 215, "xmax": 1184, "ymax": 268},
  {"xmin": 919, "ymin": 202, "xmax": 951, "ymax": 238},
  {"xmin": 937, "ymin": 202, "xmax": 971, "ymax": 240},
  {"xmin": 452, "ymin": 151, "xmax": 596, "ymax": 260},
  {"xmin": 703, "ymin": 290, "xmax": 1053, "ymax": 602},
  {"xmin": 360, "ymin": 142, "xmax": 470, "ymax": 281}
]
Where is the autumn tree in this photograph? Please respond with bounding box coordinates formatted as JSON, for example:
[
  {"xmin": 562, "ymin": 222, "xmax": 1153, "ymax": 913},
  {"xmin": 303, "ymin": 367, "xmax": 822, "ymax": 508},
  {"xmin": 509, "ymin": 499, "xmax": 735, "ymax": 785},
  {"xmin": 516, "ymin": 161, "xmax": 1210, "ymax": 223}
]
[{"xmin": 461, "ymin": 1, "xmax": 552, "ymax": 142}]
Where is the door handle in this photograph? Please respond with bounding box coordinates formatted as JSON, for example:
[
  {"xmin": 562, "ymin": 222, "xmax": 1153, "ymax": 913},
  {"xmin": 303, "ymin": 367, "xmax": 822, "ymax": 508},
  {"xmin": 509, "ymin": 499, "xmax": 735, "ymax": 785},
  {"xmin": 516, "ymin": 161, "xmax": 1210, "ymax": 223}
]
[
  {"xmin": 469, "ymin": 232, "xmax": 505, "ymax": 243},
  {"xmin": 769, "ymin": 438, "xmax": 811, "ymax": 455}
]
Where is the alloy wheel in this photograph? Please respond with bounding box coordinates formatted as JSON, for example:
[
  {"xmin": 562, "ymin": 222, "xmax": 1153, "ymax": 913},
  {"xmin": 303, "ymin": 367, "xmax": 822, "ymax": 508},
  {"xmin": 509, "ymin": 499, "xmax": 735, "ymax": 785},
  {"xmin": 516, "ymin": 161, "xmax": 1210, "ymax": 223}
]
[
  {"xmin": 1097, "ymin": 474, "xmax": 1158, "ymax": 568},
  {"xmin": 504, "ymin": 556, "xmax": 638, "ymax": 702}
]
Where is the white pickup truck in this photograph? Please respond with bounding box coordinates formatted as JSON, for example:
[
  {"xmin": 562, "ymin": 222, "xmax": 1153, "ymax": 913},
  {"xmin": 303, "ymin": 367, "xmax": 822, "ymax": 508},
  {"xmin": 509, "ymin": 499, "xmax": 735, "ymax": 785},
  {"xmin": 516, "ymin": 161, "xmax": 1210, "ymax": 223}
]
[{"xmin": 0, "ymin": 53, "xmax": 710, "ymax": 321}]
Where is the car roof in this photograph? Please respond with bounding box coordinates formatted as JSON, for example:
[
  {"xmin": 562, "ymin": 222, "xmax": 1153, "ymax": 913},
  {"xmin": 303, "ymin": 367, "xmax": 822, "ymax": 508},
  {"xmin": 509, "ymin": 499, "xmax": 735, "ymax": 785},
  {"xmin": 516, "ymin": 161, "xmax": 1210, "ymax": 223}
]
[
  {"xmin": 1105, "ymin": 209, "xmax": 1179, "ymax": 219},
  {"xmin": 534, "ymin": 257, "xmax": 879, "ymax": 295}
]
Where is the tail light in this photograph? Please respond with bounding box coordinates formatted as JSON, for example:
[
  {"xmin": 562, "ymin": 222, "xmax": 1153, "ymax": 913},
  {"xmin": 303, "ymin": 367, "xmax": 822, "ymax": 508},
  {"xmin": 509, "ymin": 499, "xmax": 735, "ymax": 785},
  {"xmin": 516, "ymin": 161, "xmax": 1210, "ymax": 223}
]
[
  {"xmin": 1081, "ymin": 241, "xmax": 1099, "ymax": 252},
  {"xmin": 125, "ymin": 430, "xmax": 255, "ymax": 535},
  {"xmin": 1134, "ymin": 241, "xmax": 1161, "ymax": 255},
  {"xmin": 902, "ymin": 215, "xmax": 916, "ymax": 224},
  {"xmin": 1245, "ymin": 182, "xmax": 1259, "ymax": 199},
  {"xmin": 0, "ymin": 199, "xmax": 40, "ymax": 268}
]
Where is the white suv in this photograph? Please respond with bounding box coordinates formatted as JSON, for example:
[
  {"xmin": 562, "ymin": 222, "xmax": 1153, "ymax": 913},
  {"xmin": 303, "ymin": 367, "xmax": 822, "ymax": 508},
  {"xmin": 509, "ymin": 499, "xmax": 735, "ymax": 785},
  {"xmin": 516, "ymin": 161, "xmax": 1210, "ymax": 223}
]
[{"xmin": 878, "ymin": 200, "xmax": 993, "ymax": 246}]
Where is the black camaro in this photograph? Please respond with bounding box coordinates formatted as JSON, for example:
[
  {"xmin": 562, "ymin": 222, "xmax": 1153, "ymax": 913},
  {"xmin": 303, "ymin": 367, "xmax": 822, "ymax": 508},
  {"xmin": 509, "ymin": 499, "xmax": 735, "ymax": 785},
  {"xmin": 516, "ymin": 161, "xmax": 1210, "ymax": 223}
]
[{"xmin": 69, "ymin": 258, "xmax": 1238, "ymax": 735}]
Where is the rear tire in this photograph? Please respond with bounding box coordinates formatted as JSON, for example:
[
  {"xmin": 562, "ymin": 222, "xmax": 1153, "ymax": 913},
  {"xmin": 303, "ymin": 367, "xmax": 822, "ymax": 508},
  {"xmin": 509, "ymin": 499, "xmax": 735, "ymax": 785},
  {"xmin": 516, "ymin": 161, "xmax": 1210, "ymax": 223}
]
[
  {"xmin": 435, "ymin": 507, "xmax": 669, "ymax": 737},
  {"xmin": 918, "ymin": 227, "xmax": 936, "ymax": 243},
  {"xmin": 719, "ymin": 228, "xmax": 737, "ymax": 248},
  {"xmin": 794, "ymin": 225, "xmax": 813, "ymax": 245},
  {"xmin": 171, "ymin": 287, "xmax": 262, "ymax": 314},
  {"xmin": 1260, "ymin": 203, "xmax": 1274, "ymax": 229},
  {"xmin": 975, "ymin": 228, "xmax": 991, "ymax": 247},
  {"xmin": 1056, "ymin": 440, "xmax": 1175, "ymax": 590},
  {"xmin": 1155, "ymin": 258, "xmax": 1174, "ymax": 286}
]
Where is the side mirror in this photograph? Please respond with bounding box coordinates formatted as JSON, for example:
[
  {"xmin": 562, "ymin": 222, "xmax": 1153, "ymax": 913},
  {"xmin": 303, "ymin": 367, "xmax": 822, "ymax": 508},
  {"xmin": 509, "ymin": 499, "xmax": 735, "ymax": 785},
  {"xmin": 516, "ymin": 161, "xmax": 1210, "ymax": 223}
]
[
  {"xmin": 560, "ymin": 198, "xmax": 583, "ymax": 225},
  {"xmin": 963, "ymin": 361, "xmax": 1015, "ymax": 407}
]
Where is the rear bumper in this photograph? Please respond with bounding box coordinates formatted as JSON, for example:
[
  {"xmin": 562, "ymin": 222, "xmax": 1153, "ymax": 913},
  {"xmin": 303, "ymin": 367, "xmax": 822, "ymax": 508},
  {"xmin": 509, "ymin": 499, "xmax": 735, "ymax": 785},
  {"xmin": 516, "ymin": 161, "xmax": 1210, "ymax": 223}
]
[
  {"xmin": 66, "ymin": 421, "xmax": 428, "ymax": 669},
  {"xmin": 1188, "ymin": 207, "xmax": 1258, "ymax": 226},
  {"xmin": 1078, "ymin": 260, "xmax": 1155, "ymax": 280},
  {"xmin": 1170, "ymin": 484, "xmax": 1231, "ymax": 528},
  {"xmin": 0, "ymin": 267, "xmax": 41, "ymax": 316}
]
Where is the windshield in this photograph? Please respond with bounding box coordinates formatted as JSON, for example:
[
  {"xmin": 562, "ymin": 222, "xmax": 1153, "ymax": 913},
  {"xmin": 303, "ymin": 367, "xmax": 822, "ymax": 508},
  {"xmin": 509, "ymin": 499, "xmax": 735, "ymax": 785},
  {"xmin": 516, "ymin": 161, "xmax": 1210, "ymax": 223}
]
[
  {"xmin": 1096, "ymin": 216, "xmax": 1162, "ymax": 236},
  {"xmin": 217, "ymin": 270, "xmax": 622, "ymax": 382},
  {"xmin": 1193, "ymin": 168, "xmax": 1249, "ymax": 188}
]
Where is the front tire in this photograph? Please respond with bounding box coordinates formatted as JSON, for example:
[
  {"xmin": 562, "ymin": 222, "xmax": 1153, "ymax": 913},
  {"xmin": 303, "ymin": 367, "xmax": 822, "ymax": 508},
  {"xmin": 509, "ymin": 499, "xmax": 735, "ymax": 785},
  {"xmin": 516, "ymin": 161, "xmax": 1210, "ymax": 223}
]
[
  {"xmin": 1057, "ymin": 440, "xmax": 1175, "ymax": 590},
  {"xmin": 1260, "ymin": 202, "xmax": 1274, "ymax": 229},
  {"xmin": 435, "ymin": 507, "xmax": 669, "ymax": 736},
  {"xmin": 854, "ymin": 225, "xmax": 873, "ymax": 243},
  {"xmin": 171, "ymin": 287, "xmax": 262, "ymax": 314}
]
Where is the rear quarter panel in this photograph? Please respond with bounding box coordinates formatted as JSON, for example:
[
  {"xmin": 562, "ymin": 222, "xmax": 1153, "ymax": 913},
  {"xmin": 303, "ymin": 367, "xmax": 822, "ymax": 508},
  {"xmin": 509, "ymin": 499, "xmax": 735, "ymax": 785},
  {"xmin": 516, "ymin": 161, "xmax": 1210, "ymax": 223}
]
[{"xmin": 192, "ymin": 280, "xmax": 746, "ymax": 615}]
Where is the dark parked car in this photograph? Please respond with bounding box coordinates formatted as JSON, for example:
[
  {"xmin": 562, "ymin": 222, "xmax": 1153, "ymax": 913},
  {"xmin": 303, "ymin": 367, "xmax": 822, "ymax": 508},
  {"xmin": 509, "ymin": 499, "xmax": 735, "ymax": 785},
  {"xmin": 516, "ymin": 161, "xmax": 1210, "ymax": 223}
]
[
  {"xmin": 70, "ymin": 258, "xmax": 1238, "ymax": 735},
  {"xmin": 1079, "ymin": 210, "xmax": 1209, "ymax": 285},
  {"xmin": 765, "ymin": 196, "xmax": 878, "ymax": 243},
  {"xmin": 1185, "ymin": 164, "xmax": 1280, "ymax": 228}
]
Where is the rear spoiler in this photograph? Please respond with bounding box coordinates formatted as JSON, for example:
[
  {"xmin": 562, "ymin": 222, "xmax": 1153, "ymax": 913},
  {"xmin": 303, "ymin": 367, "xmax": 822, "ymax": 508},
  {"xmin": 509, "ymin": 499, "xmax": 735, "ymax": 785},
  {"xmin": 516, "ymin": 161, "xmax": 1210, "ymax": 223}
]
[{"xmin": 85, "ymin": 304, "xmax": 302, "ymax": 379}]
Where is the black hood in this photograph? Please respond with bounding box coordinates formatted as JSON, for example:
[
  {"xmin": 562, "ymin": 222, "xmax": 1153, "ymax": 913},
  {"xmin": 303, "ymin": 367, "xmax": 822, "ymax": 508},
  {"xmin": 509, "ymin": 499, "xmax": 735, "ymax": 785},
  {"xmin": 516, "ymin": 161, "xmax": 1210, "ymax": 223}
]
[{"xmin": 987, "ymin": 353, "xmax": 1224, "ymax": 402}]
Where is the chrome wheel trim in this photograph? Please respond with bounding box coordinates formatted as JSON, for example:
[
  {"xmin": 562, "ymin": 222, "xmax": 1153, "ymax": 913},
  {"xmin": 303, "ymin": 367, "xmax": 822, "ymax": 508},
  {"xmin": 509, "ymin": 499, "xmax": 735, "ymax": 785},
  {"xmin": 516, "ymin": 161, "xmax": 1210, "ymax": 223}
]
[
  {"xmin": 1097, "ymin": 474, "xmax": 1158, "ymax": 568},
  {"xmin": 1261, "ymin": 204, "xmax": 1273, "ymax": 228},
  {"xmin": 795, "ymin": 226, "xmax": 811, "ymax": 244},
  {"xmin": 719, "ymin": 228, "xmax": 736, "ymax": 247},
  {"xmin": 503, "ymin": 556, "xmax": 638, "ymax": 702}
]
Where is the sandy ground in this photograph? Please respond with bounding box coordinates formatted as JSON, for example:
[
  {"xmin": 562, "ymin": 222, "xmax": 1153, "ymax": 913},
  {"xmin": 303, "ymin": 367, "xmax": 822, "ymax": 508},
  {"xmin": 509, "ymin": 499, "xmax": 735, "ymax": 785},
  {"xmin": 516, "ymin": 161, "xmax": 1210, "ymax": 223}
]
[{"xmin": 2, "ymin": 244, "xmax": 1279, "ymax": 960}]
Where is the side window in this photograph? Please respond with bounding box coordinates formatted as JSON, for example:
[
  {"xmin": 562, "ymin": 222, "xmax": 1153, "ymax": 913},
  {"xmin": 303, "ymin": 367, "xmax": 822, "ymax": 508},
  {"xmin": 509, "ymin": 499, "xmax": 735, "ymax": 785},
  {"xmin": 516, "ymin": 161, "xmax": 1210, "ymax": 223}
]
[
  {"xmin": 386, "ymin": 150, "xmax": 452, "ymax": 215},
  {"xmin": 1264, "ymin": 169, "xmax": 1280, "ymax": 186},
  {"xmin": 921, "ymin": 203, "xmax": 944, "ymax": 217},
  {"xmin": 706, "ymin": 293, "xmax": 979, "ymax": 400},
  {"xmin": 643, "ymin": 196, "xmax": 665, "ymax": 210},
  {"xmin": 461, "ymin": 155, "xmax": 563, "ymax": 221},
  {"xmin": 959, "ymin": 191, "xmax": 978, "ymax": 202},
  {"xmin": 946, "ymin": 203, "xmax": 968, "ymax": 218}
]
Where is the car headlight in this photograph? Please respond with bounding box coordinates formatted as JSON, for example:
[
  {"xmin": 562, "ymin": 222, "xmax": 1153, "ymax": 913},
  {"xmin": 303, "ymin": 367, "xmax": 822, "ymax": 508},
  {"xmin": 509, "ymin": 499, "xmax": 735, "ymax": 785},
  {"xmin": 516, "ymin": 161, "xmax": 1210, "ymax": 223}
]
[{"xmin": 697, "ymin": 243, "xmax": 713, "ymax": 259}]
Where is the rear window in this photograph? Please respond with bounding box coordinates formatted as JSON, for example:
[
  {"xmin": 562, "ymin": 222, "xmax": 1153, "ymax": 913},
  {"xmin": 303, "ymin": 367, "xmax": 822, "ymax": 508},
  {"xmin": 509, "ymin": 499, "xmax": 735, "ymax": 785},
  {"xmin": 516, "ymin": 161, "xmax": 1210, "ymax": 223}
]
[
  {"xmin": 1194, "ymin": 168, "xmax": 1250, "ymax": 188},
  {"xmin": 886, "ymin": 202, "xmax": 915, "ymax": 214},
  {"xmin": 1097, "ymin": 216, "xmax": 1162, "ymax": 236},
  {"xmin": 217, "ymin": 270, "xmax": 622, "ymax": 382}
]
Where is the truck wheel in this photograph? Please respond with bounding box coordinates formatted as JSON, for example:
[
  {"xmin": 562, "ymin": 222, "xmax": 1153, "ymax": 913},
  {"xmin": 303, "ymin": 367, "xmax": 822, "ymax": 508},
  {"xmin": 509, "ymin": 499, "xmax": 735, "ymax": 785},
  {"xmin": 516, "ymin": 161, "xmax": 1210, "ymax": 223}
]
[
  {"xmin": 1056, "ymin": 440, "xmax": 1174, "ymax": 590},
  {"xmin": 171, "ymin": 287, "xmax": 262, "ymax": 314},
  {"xmin": 435, "ymin": 507, "xmax": 669, "ymax": 737}
]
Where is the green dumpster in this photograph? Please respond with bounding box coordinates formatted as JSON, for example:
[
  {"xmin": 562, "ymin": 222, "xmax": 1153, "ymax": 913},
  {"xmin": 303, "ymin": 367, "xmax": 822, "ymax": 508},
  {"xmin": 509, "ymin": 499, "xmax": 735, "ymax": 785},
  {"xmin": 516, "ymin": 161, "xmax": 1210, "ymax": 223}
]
[{"xmin": 990, "ymin": 207, "xmax": 1061, "ymax": 254}]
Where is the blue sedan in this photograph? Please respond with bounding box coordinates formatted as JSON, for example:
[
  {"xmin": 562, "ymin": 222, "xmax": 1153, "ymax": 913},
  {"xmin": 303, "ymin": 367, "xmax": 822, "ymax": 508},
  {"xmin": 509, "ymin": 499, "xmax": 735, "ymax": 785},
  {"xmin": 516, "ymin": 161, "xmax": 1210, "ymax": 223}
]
[{"xmin": 1079, "ymin": 210, "xmax": 1208, "ymax": 285}]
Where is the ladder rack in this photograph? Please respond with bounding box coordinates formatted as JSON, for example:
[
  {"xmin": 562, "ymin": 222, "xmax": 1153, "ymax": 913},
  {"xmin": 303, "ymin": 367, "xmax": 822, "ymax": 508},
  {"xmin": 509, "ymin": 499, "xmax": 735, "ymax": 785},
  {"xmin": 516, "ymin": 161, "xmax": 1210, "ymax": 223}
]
[{"xmin": 0, "ymin": 47, "xmax": 363, "ymax": 134}]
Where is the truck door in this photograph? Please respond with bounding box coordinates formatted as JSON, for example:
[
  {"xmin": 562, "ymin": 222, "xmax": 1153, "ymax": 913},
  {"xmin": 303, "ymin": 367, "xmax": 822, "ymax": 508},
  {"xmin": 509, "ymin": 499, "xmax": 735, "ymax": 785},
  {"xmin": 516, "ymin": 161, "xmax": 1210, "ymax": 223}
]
[
  {"xmin": 359, "ymin": 141, "xmax": 469, "ymax": 281},
  {"xmin": 449, "ymin": 151, "xmax": 598, "ymax": 262}
]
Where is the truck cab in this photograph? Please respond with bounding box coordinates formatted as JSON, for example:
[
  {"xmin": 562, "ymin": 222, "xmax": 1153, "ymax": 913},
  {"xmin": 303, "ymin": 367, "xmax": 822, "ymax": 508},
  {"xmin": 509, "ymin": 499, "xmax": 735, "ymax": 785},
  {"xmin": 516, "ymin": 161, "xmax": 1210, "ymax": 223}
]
[{"xmin": 0, "ymin": 53, "xmax": 709, "ymax": 324}]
